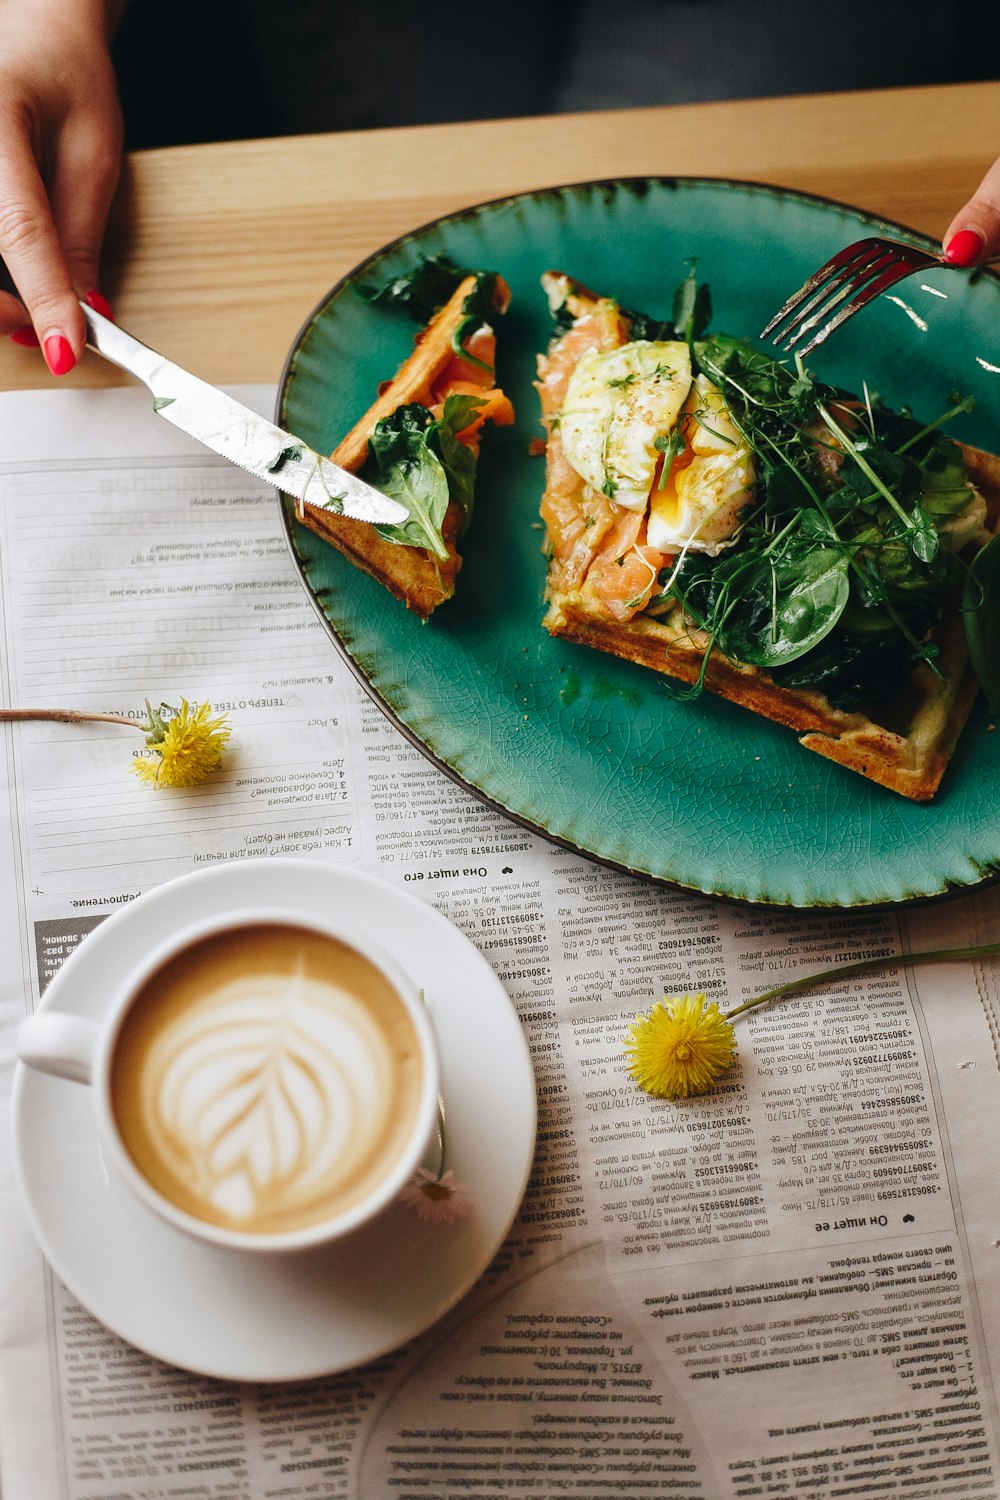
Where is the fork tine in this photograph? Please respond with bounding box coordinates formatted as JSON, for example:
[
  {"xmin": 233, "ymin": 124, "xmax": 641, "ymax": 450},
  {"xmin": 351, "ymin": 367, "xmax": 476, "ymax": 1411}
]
[
  {"xmin": 770, "ymin": 246, "xmax": 901, "ymax": 350},
  {"xmin": 789, "ymin": 259, "xmax": 929, "ymax": 359},
  {"xmin": 759, "ymin": 239, "xmax": 886, "ymax": 339}
]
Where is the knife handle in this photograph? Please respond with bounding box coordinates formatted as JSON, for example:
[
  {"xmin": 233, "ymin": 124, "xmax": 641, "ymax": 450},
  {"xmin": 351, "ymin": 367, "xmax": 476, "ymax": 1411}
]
[{"xmin": 79, "ymin": 301, "xmax": 165, "ymax": 389}]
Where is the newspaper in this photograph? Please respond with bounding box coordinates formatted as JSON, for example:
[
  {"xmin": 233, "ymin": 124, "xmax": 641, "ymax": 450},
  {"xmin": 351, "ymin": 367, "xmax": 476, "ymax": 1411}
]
[{"xmin": 2, "ymin": 386, "xmax": 999, "ymax": 1499}]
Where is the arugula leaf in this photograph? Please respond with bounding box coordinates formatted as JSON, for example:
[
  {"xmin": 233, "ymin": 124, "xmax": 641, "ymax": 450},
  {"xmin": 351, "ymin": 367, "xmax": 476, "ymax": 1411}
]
[
  {"xmin": 671, "ymin": 265, "xmax": 712, "ymax": 344},
  {"xmin": 963, "ymin": 533, "xmax": 1000, "ymax": 714},
  {"xmin": 433, "ymin": 418, "xmax": 478, "ymax": 531},
  {"xmin": 620, "ymin": 267, "xmax": 713, "ymax": 344},
  {"xmin": 441, "ymin": 392, "xmax": 487, "ymax": 433}
]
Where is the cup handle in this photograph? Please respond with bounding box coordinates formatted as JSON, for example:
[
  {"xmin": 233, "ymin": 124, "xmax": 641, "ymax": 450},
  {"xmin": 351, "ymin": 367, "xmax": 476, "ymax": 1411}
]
[{"xmin": 17, "ymin": 1013, "xmax": 101, "ymax": 1085}]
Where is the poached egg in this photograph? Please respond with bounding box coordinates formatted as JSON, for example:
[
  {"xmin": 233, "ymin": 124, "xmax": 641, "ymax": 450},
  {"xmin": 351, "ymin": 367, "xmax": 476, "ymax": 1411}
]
[{"xmin": 559, "ymin": 341, "xmax": 755, "ymax": 556}]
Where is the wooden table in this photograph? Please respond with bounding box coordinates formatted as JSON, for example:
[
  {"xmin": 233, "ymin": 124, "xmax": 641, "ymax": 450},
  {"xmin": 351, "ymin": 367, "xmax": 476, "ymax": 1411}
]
[{"xmin": 1, "ymin": 81, "xmax": 996, "ymax": 392}]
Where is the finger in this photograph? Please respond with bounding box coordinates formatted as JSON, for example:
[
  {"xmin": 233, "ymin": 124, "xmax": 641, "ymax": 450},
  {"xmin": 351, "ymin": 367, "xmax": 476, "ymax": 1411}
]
[
  {"xmin": 0, "ymin": 285, "xmax": 35, "ymax": 341},
  {"xmin": 0, "ymin": 116, "xmax": 85, "ymax": 371},
  {"xmin": 49, "ymin": 108, "xmax": 122, "ymax": 312},
  {"xmin": 943, "ymin": 156, "xmax": 1000, "ymax": 266}
]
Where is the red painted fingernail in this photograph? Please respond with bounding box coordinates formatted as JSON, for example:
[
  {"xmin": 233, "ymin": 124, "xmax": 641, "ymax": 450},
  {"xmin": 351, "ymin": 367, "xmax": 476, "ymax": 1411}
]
[
  {"xmin": 84, "ymin": 289, "xmax": 114, "ymax": 319},
  {"xmin": 944, "ymin": 228, "xmax": 984, "ymax": 267},
  {"xmin": 43, "ymin": 333, "xmax": 75, "ymax": 376},
  {"xmin": 10, "ymin": 325, "xmax": 40, "ymax": 347}
]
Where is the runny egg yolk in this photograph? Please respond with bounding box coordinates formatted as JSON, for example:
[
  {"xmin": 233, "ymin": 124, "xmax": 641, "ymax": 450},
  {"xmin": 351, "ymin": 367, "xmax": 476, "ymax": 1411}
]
[
  {"xmin": 647, "ymin": 375, "xmax": 756, "ymax": 557},
  {"xmin": 559, "ymin": 341, "xmax": 755, "ymax": 555}
]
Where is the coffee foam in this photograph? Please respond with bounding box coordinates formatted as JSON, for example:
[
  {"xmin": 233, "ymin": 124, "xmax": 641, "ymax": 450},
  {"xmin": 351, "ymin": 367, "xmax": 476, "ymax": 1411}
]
[{"xmin": 112, "ymin": 926, "xmax": 424, "ymax": 1234}]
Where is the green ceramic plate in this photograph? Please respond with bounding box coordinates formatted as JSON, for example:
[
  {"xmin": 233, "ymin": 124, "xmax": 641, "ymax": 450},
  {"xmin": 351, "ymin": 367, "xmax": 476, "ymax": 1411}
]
[{"xmin": 277, "ymin": 177, "xmax": 1000, "ymax": 909}]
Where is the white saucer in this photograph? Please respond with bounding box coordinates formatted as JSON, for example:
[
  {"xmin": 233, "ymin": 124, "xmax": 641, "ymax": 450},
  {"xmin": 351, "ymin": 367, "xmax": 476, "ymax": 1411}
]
[{"xmin": 11, "ymin": 859, "xmax": 536, "ymax": 1382}]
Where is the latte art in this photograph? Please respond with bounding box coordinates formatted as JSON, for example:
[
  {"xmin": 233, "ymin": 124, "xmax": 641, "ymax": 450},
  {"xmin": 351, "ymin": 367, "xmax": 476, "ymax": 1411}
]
[{"xmin": 111, "ymin": 926, "xmax": 424, "ymax": 1235}]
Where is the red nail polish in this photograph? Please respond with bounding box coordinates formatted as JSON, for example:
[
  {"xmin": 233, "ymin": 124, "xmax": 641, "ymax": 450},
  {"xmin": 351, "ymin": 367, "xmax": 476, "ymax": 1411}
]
[
  {"xmin": 84, "ymin": 289, "xmax": 114, "ymax": 320},
  {"xmin": 944, "ymin": 228, "xmax": 984, "ymax": 267},
  {"xmin": 43, "ymin": 333, "xmax": 75, "ymax": 376},
  {"xmin": 10, "ymin": 325, "xmax": 40, "ymax": 348}
]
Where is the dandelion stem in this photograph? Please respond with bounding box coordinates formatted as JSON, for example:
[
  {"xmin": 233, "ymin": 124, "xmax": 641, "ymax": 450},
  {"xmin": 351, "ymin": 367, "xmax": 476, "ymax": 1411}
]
[
  {"xmin": 0, "ymin": 708, "xmax": 143, "ymax": 729},
  {"xmin": 724, "ymin": 941, "xmax": 1000, "ymax": 1022},
  {"xmin": 434, "ymin": 1096, "xmax": 448, "ymax": 1181}
]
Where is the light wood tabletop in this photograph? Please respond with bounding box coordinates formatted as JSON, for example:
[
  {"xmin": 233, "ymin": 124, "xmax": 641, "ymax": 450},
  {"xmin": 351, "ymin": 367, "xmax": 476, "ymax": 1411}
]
[{"xmin": 1, "ymin": 80, "xmax": 996, "ymax": 393}]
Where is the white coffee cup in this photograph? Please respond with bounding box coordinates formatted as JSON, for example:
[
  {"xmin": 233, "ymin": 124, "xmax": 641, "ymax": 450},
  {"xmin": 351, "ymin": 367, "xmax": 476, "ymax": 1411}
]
[{"xmin": 17, "ymin": 908, "xmax": 440, "ymax": 1253}]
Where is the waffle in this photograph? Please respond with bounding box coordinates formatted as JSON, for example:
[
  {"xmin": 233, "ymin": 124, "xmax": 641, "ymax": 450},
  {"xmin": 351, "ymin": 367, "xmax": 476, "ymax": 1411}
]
[
  {"xmin": 537, "ymin": 272, "xmax": 1000, "ymax": 800},
  {"xmin": 296, "ymin": 274, "xmax": 512, "ymax": 618}
]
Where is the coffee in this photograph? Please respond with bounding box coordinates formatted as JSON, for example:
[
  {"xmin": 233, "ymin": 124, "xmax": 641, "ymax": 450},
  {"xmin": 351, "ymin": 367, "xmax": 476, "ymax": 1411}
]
[{"xmin": 110, "ymin": 923, "xmax": 425, "ymax": 1236}]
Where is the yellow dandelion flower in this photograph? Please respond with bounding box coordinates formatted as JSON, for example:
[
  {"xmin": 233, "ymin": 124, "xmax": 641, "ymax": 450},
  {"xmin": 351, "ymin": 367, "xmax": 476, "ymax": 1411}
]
[
  {"xmin": 624, "ymin": 993, "xmax": 737, "ymax": 1100},
  {"xmin": 130, "ymin": 699, "xmax": 231, "ymax": 789}
]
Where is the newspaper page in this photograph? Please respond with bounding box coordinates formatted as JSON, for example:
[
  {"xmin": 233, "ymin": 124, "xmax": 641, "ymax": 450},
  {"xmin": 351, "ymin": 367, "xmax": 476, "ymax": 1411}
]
[{"xmin": 1, "ymin": 386, "xmax": 999, "ymax": 1500}]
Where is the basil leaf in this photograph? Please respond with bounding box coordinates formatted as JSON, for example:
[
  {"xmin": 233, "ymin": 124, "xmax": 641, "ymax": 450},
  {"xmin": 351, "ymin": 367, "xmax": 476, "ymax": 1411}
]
[
  {"xmin": 963, "ymin": 533, "xmax": 1000, "ymax": 714},
  {"xmin": 722, "ymin": 549, "xmax": 850, "ymax": 668}
]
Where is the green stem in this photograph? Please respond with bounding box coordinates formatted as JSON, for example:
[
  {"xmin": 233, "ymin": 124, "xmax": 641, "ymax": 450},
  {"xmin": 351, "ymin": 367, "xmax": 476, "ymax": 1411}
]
[
  {"xmin": 816, "ymin": 402, "xmax": 914, "ymax": 533},
  {"xmin": 435, "ymin": 1096, "xmax": 448, "ymax": 1181},
  {"xmin": 896, "ymin": 395, "xmax": 975, "ymax": 456},
  {"xmin": 723, "ymin": 941, "xmax": 1000, "ymax": 1022}
]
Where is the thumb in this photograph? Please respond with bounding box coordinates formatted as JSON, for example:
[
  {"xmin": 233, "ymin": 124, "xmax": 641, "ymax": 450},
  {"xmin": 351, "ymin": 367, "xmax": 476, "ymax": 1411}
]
[{"xmin": 942, "ymin": 156, "xmax": 1000, "ymax": 267}]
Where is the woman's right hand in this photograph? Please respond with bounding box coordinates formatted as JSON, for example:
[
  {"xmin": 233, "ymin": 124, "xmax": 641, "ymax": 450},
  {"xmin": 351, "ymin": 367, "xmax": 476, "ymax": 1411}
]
[
  {"xmin": 943, "ymin": 156, "xmax": 1000, "ymax": 267},
  {"xmin": 0, "ymin": 0, "xmax": 124, "ymax": 375}
]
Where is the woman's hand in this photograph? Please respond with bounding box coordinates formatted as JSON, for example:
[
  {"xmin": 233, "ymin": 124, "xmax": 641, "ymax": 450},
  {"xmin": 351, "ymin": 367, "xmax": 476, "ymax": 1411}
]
[
  {"xmin": 943, "ymin": 155, "xmax": 1000, "ymax": 267},
  {"xmin": 0, "ymin": 0, "xmax": 123, "ymax": 374}
]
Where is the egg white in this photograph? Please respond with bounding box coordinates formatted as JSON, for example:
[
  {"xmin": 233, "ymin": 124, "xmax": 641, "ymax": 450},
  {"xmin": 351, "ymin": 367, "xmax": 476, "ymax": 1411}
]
[
  {"xmin": 559, "ymin": 341, "xmax": 692, "ymax": 512},
  {"xmin": 559, "ymin": 342, "xmax": 755, "ymax": 554}
]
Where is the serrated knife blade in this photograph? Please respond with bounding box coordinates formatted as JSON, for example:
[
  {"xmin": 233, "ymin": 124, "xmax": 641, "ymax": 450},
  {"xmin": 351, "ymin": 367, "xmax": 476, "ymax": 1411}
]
[{"xmin": 79, "ymin": 302, "xmax": 407, "ymax": 527}]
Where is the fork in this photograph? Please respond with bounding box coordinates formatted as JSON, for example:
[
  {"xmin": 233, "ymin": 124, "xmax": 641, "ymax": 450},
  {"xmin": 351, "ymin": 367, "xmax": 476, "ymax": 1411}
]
[{"xmin": 760, "ymin": 236, "xmax": 998, "ymax": 359}]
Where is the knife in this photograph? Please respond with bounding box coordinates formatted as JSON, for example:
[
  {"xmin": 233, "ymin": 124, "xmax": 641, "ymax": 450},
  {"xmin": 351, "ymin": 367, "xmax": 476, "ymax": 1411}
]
[{"xmin": 78, "ymin": 302, "xmax": 407, "ymax": 527}]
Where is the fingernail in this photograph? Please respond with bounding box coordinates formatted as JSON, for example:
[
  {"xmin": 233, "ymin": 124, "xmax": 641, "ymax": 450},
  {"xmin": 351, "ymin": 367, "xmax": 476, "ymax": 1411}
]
[
  {"xmin": 84, "ymin": 289, "xmax": 114, "ymax": 320},
  {"xmin": 9, "ymin": 325, "xmax": 40, "ymax": 348},
  {"xmin": 43, "ymin": 333, "xmax": 76, "ymax": 376},
  {"xmin": 944, "ymin": 228, "xmax": 984, "ymax": 267}
]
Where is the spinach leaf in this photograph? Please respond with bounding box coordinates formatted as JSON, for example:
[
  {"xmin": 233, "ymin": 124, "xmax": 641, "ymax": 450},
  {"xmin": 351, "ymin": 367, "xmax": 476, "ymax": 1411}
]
[
  {"xmin": 361, "ymin": 253, "xmax": 472, "ymax": 322},
  {"xmin": 918, "ymin": 439, "xmax": 974, "ymax": 516},
  {"xmin": 365, "ymin": 404, "xmax": 451, "ymax": 560},
  {"xmin": 773, "ymin": 617, "xmax": 934, "ymax": 711},
  {"xmin": 361, "ymin": 256, "xmax": 502, "ymax": 374},
  {"xmin": 372, "ymin": 444, "xmax": 451, "ymax": 561},
  {"xmin": 963, "ymin": 532, "xmax": 1000, "ymax": 713},
  {"xmin": 720, "ymin": 548, "xmax": 850, "ymax": 668},
  {"xmin": 362, "ymin": 396, "xmax": 489, "ymax": 555}
]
